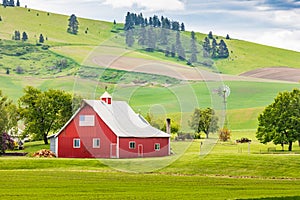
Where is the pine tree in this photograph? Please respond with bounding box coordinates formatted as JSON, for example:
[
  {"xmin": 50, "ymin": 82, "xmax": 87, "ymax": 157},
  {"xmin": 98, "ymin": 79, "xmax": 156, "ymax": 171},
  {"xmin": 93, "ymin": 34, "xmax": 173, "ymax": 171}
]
[
  {"xmin": 218, "ymin": 39, "xmax": 229, "ymax": 58},
  {"xmin": 67, "ymin": 14, "xmax": 79, "ymax": 35},
  {"xmin": 211, "ymin": 38, "xmax": 218, "ymax": 58},
  {"xmin": 226, "ymin": 34, "xmax": 230, "ymax": 40},
  {"xmin": 8, "ymin": 0, "xmax": 14, "ymax": 6},
  {"xmin": 146, "ymin": 27, "xmax": 156, "ymax": 52},
  {"xmin": 16, "ymin": 0, "xmax": 19, "ymax": 6},
  {"xmin": 208, "ymin": 31, "xmax": 213, "ymax": 39},
  {"xmin": 190, "ymin": 31, "xmax": 197, "ymax": 63},
  {"xmin": 21, "ymin": 31, "xmax": 28, "ymax": 41},
  {"xmin": 171, "ymin": 44, "xmax": 176, "ymax": 57},
  {"xmin": 124, "ymin": 12, "xmax": 134, "ymax": 30},
  {"xmin": 138, "ymin": 26, "xmax": 146, "ymax": 46},
  {"xmin": 14, "ymin": 30, "xmax": 20, "ymax": 40},
  {"xmin": 181, "ymin": 22, "xmax": 185, "ymax": 31},
  {"xmin": 159, "ymin": 27, "xmax": 168, "ymax": 45},
  {"xmin": 202, "ymin": 37, "xmax": 211, "ymax": 57},
  {"xmin": 175, "ymin": 31, "xmax": 185, "ymax": 60},
  {"xmin": 172, "ymin": 21, "xmax": 180, "ymax": 31},
  {"xmin": 2, "ymin": 0, "xmax": 8, "ymax": 7},
  {"xmin": 39, "ymin": 34, "xmax": 44, "ymax": 43},
  {"xmin": 125, "ymin": 29, "xmax": 134, "ymax": 47}
]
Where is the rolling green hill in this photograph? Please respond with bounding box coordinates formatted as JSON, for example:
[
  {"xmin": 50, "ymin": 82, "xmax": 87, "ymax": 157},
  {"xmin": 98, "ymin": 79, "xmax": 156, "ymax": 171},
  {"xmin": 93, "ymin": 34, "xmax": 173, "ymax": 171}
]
[{"xmin": 0, "ymin": 6, "xmax": 299, "ymax": 132}]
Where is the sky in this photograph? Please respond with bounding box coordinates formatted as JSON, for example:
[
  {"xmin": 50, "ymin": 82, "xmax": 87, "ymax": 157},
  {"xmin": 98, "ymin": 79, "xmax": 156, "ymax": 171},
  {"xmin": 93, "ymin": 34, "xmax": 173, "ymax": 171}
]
[{"xmin": 21, "ymin": 0, "xmax": 300, "ymax": 52}]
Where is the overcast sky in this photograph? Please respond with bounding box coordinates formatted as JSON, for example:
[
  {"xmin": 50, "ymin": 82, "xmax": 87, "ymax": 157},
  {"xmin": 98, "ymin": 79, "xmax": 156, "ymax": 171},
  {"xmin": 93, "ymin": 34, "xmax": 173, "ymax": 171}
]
[{"xmin": 21, "ymin": 0, "xmax": 300, "ymax": 52}]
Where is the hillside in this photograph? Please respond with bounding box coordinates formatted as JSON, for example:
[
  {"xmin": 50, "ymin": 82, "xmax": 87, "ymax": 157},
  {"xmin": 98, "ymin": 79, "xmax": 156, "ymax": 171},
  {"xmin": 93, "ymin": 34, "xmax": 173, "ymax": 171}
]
[
  {"xmin": 0, "ymin": 6, "xmax": 299, "ymax": 79},
  {"xmin": 0, "ymin": 6, "xmax": 299, "ymax": 131}
]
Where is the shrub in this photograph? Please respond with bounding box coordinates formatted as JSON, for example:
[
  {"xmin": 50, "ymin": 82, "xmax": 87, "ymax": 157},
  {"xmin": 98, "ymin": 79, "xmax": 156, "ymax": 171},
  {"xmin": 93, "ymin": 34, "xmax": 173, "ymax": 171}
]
[{"xmin": 219, "ymin": 128, "xmax": 231, "ymax": 142}]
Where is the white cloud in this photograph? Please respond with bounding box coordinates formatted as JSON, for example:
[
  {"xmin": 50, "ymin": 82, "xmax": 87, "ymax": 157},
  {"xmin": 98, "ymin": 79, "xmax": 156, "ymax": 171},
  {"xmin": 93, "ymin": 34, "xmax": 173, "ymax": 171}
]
[{"xmin": 102, "ymin": 0, "xmax": 185, "ymax": 12}]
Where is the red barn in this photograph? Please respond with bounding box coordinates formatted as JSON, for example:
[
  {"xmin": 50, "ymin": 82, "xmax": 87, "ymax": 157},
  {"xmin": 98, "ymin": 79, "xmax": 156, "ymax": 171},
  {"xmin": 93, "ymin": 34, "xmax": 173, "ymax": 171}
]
[{"xmin": 49, "ymin": 92, "xmax": 170, "ymax": 158}]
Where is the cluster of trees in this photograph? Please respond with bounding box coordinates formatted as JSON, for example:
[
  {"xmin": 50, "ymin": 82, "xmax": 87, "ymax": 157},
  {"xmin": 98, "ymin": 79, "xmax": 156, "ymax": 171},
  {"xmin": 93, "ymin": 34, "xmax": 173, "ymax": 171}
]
[
  {"xmin": 125, "ymin": 26, "xmax": 199, "ymax": 64},
  {"xmin": 12, "ymin": 30, "xmax": 28, "ymax": 41},
  {"xmin": 2, "ymin": 0, "xmax": 20, "ymax": 7},
  {"xmin": 256, "ymin": 89, "xmax": 300, "ymax": 151},
  {"xmin": 0, "ymin": 87, "xmax": 81, "ymax": 154},
  {"xmin": 124, "ymin": 12, "xmax": 185, "ymax": 31},
  {"xmin": 12, "ymin": 31, "xmax": 45, "ymax": 43},
  {"xmin": 202, "ymin": 31, "xmax": 229, "ymax": 58}
]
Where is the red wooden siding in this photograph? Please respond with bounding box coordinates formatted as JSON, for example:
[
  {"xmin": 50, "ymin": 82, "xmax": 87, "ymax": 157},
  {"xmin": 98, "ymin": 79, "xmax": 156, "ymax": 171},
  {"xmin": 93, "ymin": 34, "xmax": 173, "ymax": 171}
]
[
  {"xmin": 57, "ymin": 104, "xmax": 117, "ymax": 158},
  {"xmin": 119, "ymin": 137, "xmax": 169, "ymax": 158}
]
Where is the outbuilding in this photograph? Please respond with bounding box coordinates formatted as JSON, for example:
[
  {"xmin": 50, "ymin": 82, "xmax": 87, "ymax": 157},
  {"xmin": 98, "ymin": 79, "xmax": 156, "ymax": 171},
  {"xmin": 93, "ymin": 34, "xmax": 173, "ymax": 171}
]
[{"xmin": 49, "ymin": 92, "xmax": 170, "ymax": 158}]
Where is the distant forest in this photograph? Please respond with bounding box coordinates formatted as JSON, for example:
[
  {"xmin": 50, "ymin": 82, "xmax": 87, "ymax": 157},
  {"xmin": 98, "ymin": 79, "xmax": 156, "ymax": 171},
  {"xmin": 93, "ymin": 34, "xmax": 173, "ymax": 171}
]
[{"xmin": 123, "ymin": 12, "xmax": 230, "ymax": 67}]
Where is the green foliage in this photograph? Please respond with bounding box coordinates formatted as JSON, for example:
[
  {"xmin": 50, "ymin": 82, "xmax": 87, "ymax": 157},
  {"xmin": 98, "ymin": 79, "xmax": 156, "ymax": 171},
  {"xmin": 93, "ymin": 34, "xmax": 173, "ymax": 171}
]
[
  {"xmin": 38, "ymin": 33, "xmax": 44, "ymax": 43},
  {"xmin": 219, "ymin": 128, "xmax": 231, "ymax": 141},
  {"xmin": 67, "ymin": 14, "xmax": 79, "ymax": 35},
  {"xmin": 256, "ymin": 89, "xmax": 300, "ymax": 151},
  {"xmin": 0, "ymin": 90, "xmax": 18, "ymax": 134},
  {"xmin": 18, "ymin": 86, "xmax": 79, "ymax": 144},
  {"xmin": 189, "ymin": 107, "xmax": 219, "ymax": 138}
]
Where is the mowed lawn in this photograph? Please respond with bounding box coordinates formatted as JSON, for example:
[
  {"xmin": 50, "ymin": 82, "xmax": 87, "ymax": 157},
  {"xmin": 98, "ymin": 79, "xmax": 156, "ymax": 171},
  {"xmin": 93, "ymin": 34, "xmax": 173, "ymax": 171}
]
[{"xmin": 1, "ymin": 131, "xmax": 300, "ymax": 199}]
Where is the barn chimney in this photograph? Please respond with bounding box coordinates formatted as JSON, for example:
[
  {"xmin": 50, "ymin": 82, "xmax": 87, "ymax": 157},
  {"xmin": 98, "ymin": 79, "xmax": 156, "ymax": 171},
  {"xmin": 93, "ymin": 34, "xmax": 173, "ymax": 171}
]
[
  {"xmin": 100, "ymin": 91, "xmax": 112, "ymax": 104},
  {"xmin": 166, "ymin": 118, "xmax": 171, "ymax": 134}
]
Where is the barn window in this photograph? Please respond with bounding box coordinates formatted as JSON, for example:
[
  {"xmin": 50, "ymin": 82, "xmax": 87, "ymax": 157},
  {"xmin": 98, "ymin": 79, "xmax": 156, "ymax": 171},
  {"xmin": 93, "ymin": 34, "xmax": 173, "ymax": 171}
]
[
  {"xmin": 129, "ymin": 141, "xmax": 136, "ymax": 149},
  {"xmin": 93, "ymin": 138, "xmax": 100, "ymax": 148},
  {"xmin": 79, "ymin": 115, "xmax": 95, "ymax": 126},
  {"xmin": 154, "ymin": 143, "xmax": 160, "ymax": 151},
  {"xmin": 73, "ymin": 138, "xmax": 80, "ymax": 148}
]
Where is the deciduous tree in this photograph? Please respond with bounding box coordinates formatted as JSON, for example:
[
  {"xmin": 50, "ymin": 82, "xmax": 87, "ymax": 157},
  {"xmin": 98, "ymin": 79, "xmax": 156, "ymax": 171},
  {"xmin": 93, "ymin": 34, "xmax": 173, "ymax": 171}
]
[
  {"xmin": 189, "ymin": 108, "xmax": 219, "ymax": 138},
  {"xmin": 256, "ymin": 89, "xmax": 300, "ymax": 151},
  {"xmin": 18, "ymin": 86, "xmax": 79, "ymax": 144}
]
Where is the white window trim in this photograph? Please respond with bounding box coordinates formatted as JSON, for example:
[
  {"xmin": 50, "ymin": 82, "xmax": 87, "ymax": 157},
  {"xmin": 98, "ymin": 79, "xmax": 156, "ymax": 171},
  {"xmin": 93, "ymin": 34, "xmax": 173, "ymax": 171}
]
[
  {"xmin": 93, "ymin": 138, "xmax": 100, "ymax": 148},
  {"xmin": 73, "ymin": 138, "xmax": 80, "ymax": 148},
  {"xmin": 129, "ymin": 141, "xmax": 136, "ymax": 149},
  {"xmin": 154, "ymin": 143, "xmax": 160, "ymax": 151}
]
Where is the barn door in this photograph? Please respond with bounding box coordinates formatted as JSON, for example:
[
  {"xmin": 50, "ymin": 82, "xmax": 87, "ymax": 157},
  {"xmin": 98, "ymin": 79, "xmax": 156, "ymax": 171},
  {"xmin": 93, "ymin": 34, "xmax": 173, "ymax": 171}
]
[
  {"xmin": 138, "ymin": 144, "xmax": 143, "ymax": 157},
  {"xmin": 110, "ymin": 143, "xmax": 117, "ymax": 158}
]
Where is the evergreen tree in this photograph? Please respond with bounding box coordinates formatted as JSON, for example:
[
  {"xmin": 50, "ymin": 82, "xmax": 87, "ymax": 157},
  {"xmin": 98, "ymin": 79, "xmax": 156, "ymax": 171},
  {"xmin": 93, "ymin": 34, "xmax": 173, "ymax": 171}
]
[
  {"xmin": 2, "ymin": 0, "xmax": 8, "ymax": 7},
  {"xmin": 211, "ymin": 38, "xmax": 218, "ymax": 58},
  {"xmin": 202, "ymin": 37, "xmax": 211, "ymax": 57},
  {"xmin": 138, "ymin": 26, "xmax": 146, "ymax": 46},
  {"xmin": 208, "ymin": 31, "xmax": 213, "ymax": 39},
  {"xmin": 0, "ymin": 16, "xmax": 2, "ymax": 21},
  {"xmin": 39, "ymin": 34, "xmax": 44, "ymax": 43},
  {"xmin": 190, "ymin": 31, "xmax": 198, "ymax": 63},
  {"xmin": 226, "ymin": 34, "xmax": 230, "ymax": 40},
  {"xmin": 125, "ymin": 29, "xmax": 134, "ymax": 47},
  {"xmin": 149, "ymin": 17, "xmax": 153, "ymax": 26},
  {"xmin": 218, "ymin": 39, "xmax": 229, "ymax": 58},
  {"xmin": 8, "ymin": 0, "xmax": 14, "ymax": 6},
  {"xmin": 113, "ymin": 20, "xmax": 116, "ymax": 25},
  {"xmin": 67, "ymin": 14, "xmax": 79, "ymax": 35},
  {"xmin": 124, "ymin": 12, "xmax": 133, "ymax": 30},
  {"xmin": 165, "ymin": 46, "xmax": 170, "ymax": 57},
  {"xmin": 153, "ymin": 15, "xmax": 160, "ymax": 27},
  {"xmin": 159, "ymin": 27, "xmax": 168, "ymax": 45},
  {"xmin": 146, "ymin": 27, "xmax": 156, "ymax": 51},
  {"xmin": 176, "ymin": 31, "xmax": 185, "ymax": 60},
  {"xmin": 172, "ymin": 21, "xmax": 180, "ymax": 31},
  {"xmin": 16, "ymin": 0, "xmax": 19, "ymax": 6},
  {"xmin": 171, "ymin": 44, "xmax": 176, "ymax": 57},
  {"xmin": 180, "ymin": 22, "xmax": 185, "ymax": 31},
  {"xmin": 14, "ymin": 30, "xmax": 20, "ymax": 40},
  {"xmin": 21, "ymin": 31, "xmax": 28, "ymax": 41}
]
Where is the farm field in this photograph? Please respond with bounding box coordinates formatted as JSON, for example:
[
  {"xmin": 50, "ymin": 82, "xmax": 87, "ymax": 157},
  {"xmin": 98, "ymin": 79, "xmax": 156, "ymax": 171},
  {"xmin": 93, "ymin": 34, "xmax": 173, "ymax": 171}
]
[{"xmin": 1, "ymin": 131, "xmax": 300, "ymax": 199}]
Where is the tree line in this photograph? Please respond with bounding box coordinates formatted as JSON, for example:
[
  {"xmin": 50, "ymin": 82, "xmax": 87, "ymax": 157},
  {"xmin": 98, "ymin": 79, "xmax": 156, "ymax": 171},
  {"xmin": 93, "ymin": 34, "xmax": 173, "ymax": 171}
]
[
  {"xmin": 2, "ymin": 0, "xmax": 20, "ymax": 7},
  {"xmin": 202, "ymin": 31, "xmax": 229, "ymax": 59},
  {"xmin": 124, "ymin": 12, "xmax": 185, "ymax": 31}
]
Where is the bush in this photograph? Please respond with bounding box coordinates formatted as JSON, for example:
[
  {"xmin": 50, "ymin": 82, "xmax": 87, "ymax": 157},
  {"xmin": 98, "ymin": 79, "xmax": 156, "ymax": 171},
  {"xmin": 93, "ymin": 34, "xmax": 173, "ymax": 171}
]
[{"xmin": 219, "ymin": 128, "xmax": 231, "ymax": 142}]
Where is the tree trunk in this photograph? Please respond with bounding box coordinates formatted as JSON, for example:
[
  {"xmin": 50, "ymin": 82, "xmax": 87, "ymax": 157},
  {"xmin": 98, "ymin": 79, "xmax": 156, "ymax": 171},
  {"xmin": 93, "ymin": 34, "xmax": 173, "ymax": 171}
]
[
  {"xmin": 298, "ymin": 140, "xmax": 300, "ymax": 147},
  {"xmin": 288, "ymin": 141, "xmax": 293, "ymax": 151},
  {"xmin": 281, "ymin": 143, "xmax": 284, "ymax": 151},
  {"xmin": 43, "ymin": 133, "xmax": 48, "ymax": 145},
  {"xmin": 205, "ymin": 132, "xmax": 209, "ymax": 139}
]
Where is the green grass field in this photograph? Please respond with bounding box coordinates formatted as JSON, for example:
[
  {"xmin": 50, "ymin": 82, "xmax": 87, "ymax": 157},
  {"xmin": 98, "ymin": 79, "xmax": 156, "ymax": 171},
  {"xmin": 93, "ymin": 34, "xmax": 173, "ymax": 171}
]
[{"xmin": 1, "ymin": 131, "xmax": 300, "ymax": 199}]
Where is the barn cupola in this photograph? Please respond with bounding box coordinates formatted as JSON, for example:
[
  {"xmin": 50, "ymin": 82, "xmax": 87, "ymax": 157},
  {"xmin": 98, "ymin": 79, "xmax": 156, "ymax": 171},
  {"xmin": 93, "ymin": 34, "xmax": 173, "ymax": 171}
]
[{"xmin": 100, "ymin": 91, "xmax": 112, "ymax": 104}]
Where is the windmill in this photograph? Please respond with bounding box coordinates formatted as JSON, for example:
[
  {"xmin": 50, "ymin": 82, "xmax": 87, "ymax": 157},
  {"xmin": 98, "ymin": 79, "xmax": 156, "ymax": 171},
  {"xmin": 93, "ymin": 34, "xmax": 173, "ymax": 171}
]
[{"xmin": 216, "ymin": 85, "xmax": 230, "ymax": 128}]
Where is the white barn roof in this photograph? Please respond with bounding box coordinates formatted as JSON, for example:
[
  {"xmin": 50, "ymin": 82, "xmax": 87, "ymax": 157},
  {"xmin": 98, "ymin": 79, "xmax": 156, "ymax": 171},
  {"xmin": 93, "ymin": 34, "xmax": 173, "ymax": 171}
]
[{"xmin": 84, "ymin": 100, "xmax": 169, "ymax": 138}]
